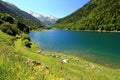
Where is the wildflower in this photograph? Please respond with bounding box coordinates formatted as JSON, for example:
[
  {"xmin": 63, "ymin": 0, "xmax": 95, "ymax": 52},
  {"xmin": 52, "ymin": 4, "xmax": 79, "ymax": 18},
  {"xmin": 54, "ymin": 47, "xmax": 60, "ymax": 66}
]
[
  {"xmin": 30, "ymin": 76, "xmax": 34, "ymax": 80},
  {"xmin": 33, "ymin": 65, "xmax": 42, "ymax": 71},
  {"xmin": 44, "ymin": 70, "xmax": 49, "ymax": 76},
  {"xmin": 18, "ymin": 65, "xmax": 21, "ymax": 69}
]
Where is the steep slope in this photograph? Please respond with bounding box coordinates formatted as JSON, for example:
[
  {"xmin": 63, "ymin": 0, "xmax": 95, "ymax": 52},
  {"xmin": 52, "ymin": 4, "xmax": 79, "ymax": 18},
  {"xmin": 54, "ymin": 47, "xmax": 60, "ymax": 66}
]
[
  {"xmin": 28, "ymin": 11, "xmax": 58, "ymax": 26},
  {"xmin": 54, "ymin": 0, "xmax": 120, "ymax": 31},
  {"xmin": 0, "ymin": 0, "xmax": 44, "ymax": 29},
  {"xmin": 0, "ymin": 12, "xmax": 30, "ymax": 36}
]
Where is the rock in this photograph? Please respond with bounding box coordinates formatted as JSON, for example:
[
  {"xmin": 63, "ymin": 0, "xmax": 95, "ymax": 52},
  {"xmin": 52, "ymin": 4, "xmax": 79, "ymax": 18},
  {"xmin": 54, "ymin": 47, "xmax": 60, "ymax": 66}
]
[
  {"xmin": 55, "ymin": 56, "xmax": 59, "ymax": 58},
  {"xmin": 91, "ymin": 64, "xmax": 95, "ymax": 69},
  {"xmin": 52, "ymin": 55, "xmax": 56, "ymax": 58},
  {"xmin": 51, "ymin": 55, "xmax": 59, "ymax": 58},
  {"xmin": 62, "ymin": 59, "xmax": 69, "ymax": 63},
  {"xmin": 45, "ymin": 54, "xmax": 51, "ymax": 56},
  {"xmin": 42, "ymin": 66, "xmax": 49, "ymax": 71},
  {"xmin": 32, "ymin": 60, "xmax": 41, "ymax": 65},
  {"xmin": 25, "ymin": 59, "xmax": 31, "ymax": 65},
  {"xmin": 37, "ymin": 50, "xmax": 42, "ymax": 54}
]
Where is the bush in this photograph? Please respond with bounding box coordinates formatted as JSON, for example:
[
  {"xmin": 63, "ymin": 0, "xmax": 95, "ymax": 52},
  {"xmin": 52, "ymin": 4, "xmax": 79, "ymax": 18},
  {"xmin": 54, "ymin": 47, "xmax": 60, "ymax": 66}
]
[
  {"xmin": 103, "ymin": 25, "xmax": 111, "ymax": 31},
  {"xmin": 98, "ymin": 25, "xmax": 104, "ymax": 31},
  {"xmin": 17, "ymin": 22, "xmax": 29, "ymax": 33},
  {"xmin": 0, "ymin": 22, "xmax": 19, "ymax": 36},
  {"xmin": 6, "ymin": 29, "xmax": 13, "ymax": 35},
  {"xmin": 88, "ymin": 24, "xmax": 96, "ymax": 30},
  {"xmin": 21, "ymin": 34, "xmax": 32, "ymax": 48},
  {"xmin": 0, "ymin": 20, "xmax": 3, "ymax": 25},
  {"xmin": 21, "ymin": 34, "xmax": 31, "ymax": 41},
  {"xmin": 24, "ymin": 40, "xmax": 32, "ymax": 48},
  {"xmin": 2, "ymin": 16, "xmax": 14, "ymax": 24},
  {"xmin": 116, "ymin": 24, "xmax": 120, "ymax": 31}
]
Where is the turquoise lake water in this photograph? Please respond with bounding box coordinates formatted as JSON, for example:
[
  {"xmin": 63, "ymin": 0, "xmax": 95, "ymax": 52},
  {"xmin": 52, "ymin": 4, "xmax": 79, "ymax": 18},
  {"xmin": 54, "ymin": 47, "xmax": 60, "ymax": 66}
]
[{"xmin": 29, "ymin": 30, "xmax": 120, "ymax": 68}]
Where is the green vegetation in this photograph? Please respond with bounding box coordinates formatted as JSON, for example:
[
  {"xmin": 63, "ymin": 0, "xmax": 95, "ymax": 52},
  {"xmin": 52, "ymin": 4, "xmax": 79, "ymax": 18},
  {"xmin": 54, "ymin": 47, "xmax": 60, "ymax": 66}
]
[
  {"xmin": 54, "ymin": 0, "xmax": 120, "ymax": 31},
  {"xmin": 0, "ymin": 0, "xmax": 44, "ymax": 30},
  {"xmin": 0, "ymin": 13, "xmax": 30, "ymax": 36},
  {"xmin": 0, "ymin": 22, "xmax": 19, "ymax": 36},
  {"xmin": 0, "ymin": 0, "xmax": 120, "ymax": 79},
  {"xmin": 0, "ymin": 11, "xmax": 120, "ymax": 79},
  {"xmin": 21, "ymin": 34, "xmax": 32, "ymax": 48},
  {"xmin": 0, "ymin": 30, "xmax": 120, "ymax": 80}
]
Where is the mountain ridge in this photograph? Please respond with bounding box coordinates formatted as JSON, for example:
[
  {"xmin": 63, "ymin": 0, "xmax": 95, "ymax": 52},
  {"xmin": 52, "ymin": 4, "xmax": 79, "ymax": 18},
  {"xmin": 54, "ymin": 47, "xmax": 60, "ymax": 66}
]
[
  {"xmin": 28, "ymin": 11, "xmax": 58, "ymax": 26},
  {"xmin": 0, "ymin": 0, "xmax": 44, "ymax": 29},
  {"xmin": 54, "ymin": 0, "xmax": 120, "ymax": 31}
]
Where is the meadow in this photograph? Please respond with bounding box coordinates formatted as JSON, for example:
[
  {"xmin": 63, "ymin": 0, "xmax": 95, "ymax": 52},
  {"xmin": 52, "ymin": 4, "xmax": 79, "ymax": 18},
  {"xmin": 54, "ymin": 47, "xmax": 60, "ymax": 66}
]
[{"xmin": 0, "ymin": 30, "xmax": 120, "ymax": 80}]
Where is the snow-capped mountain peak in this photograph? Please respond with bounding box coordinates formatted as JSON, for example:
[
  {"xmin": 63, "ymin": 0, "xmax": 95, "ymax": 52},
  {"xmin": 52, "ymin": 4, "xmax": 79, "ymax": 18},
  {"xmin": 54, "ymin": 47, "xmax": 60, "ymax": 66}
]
[{"xmin": 28, "ymin": 11, "xmax": 58, "ymax": 26}]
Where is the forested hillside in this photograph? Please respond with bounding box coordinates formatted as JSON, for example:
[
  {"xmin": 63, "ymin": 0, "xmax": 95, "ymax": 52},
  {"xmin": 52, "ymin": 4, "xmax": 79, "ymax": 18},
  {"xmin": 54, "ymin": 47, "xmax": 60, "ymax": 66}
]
[
  {"xmin": 0, "ymin": 13, "xmax": 30, "ymax": 36},
  {"xmin": 0, "ymin": 0, "xmax": 44, "ymax": 29},
  {"xmin": 54, "ymin": 0, "xmax": 120, "ymax": 31}
]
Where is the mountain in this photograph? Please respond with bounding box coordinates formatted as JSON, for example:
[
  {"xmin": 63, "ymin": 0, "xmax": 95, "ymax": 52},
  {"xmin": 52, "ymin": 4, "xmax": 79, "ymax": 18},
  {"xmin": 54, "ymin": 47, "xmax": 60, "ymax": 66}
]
[
  {"xmin": 0, "ymin": 0, "xmax": 44, "ymax": 29},
  {"xmin": 54, "ymin": 0, "xmax": 120, "ymax": 31},
  {"xmin": 28, "ymin": 11, "xmax": 58, "ymax": 26}
]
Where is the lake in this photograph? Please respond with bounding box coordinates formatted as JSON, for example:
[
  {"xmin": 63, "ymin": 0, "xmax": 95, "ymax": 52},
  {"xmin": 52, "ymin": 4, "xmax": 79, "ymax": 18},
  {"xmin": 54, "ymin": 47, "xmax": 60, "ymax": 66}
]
[{"xmin": 29, "ymin": 30, "xmax": 120, "ymax": 68}]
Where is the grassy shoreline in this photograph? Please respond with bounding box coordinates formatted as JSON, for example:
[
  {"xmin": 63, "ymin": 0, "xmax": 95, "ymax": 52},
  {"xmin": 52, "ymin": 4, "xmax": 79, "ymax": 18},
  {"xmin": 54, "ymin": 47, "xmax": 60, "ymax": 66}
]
[
  {"xmin": 52, "ymin": 28, "xmax": 120, "ymax": 33},
  {"xmin": 28, "ymin": 42, "xmax": 120, "ymax": 80},
  {"xmin": 0, "ymin": 30, "xmax": 120, "ymax": 80}
]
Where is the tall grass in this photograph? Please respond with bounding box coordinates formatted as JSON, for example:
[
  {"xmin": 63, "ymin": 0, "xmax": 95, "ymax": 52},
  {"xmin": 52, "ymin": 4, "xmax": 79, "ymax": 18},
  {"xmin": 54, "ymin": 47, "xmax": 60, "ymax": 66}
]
[{"xmin": 0, "ymin": 30, "xmax": 120, "ymax": 80}]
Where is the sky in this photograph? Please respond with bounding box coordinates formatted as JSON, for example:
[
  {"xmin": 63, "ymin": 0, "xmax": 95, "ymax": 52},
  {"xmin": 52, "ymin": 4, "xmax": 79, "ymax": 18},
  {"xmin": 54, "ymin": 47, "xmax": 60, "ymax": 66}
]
[{"xmin": 2, "ymin": 0, "xmax": 90, "ymax": 18}]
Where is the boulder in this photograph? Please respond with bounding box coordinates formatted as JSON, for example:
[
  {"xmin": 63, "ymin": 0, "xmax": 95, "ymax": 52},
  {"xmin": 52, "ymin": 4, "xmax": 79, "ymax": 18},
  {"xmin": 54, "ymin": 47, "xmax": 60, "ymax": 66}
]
[
  {"xmin": 37, "ymin": 50, "xmax": 42, "ymax": 54},
  {"xmin": 62, "ymin": 59, "xmax": 69, "ymax": 63},
  {"xmin": 32, "ymin": 60, "xmax": 41, "ymax": 65},
  {"xmin": 42, "ymin": 66, "xmax": 49, "ymax": 71}
]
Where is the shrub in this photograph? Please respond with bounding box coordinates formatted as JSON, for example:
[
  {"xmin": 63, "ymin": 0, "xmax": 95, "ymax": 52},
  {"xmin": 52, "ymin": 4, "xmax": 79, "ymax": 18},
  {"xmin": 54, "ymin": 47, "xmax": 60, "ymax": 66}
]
[
  {"xmin": 24, "ymin": 40, "xmax": 32, "ymax": 48},
  {"xmin": 0, "ymin": 20, "xmax": 3, "ymax": 25},
  {"xmin": 17, "ymin": 22, "xmax": 29, "ymax": 33},
  {"xmin": 116, "ymin": 24, "xmax": 120, "ymax": 31},
  {"xmin": 0, "ymin": 22, "xmax": 19, "ymax": 36},
  {"xmin": 2, "ymin": 16, "xmax": 14, "ymax": 24},
  {"xmin": 98, "ymin": 25, "xmax": 104, "ymax": 31},
  {"xmin": 21, "ymin": 34, "xmax": 31, "ymax": 41},
  {"xmin": 21, "ymin": 34, "xmax": 32, "ymax": 48},
  {"xmin": 103, "ymin": 25, "xmax": 111, "ymax": 31},
  {"xmin": 6, "ymin": 29, "xmax": 13, "ymax": 35}
]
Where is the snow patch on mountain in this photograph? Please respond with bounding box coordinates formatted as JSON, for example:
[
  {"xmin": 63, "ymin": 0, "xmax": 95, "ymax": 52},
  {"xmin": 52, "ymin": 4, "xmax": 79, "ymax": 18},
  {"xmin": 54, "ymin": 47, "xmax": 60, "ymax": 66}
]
[{"xmin": 28, "ymin": 11, "xmax": 58, "ymax": 26}]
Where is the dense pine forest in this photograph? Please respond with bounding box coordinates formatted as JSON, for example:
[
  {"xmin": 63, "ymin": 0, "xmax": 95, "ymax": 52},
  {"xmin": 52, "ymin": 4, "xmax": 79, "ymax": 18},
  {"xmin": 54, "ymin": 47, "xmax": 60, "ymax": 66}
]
[{"xmin": 54, "ymin": 0, "xmax": 120, "ymax": 31}]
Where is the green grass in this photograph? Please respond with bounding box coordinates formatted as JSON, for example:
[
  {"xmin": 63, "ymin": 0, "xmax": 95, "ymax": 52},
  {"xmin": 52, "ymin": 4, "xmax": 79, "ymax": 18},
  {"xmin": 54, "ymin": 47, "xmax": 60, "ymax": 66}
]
[{"xmin": 0, "ymin": 30, "xmax": 120, "ymax": 80}]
